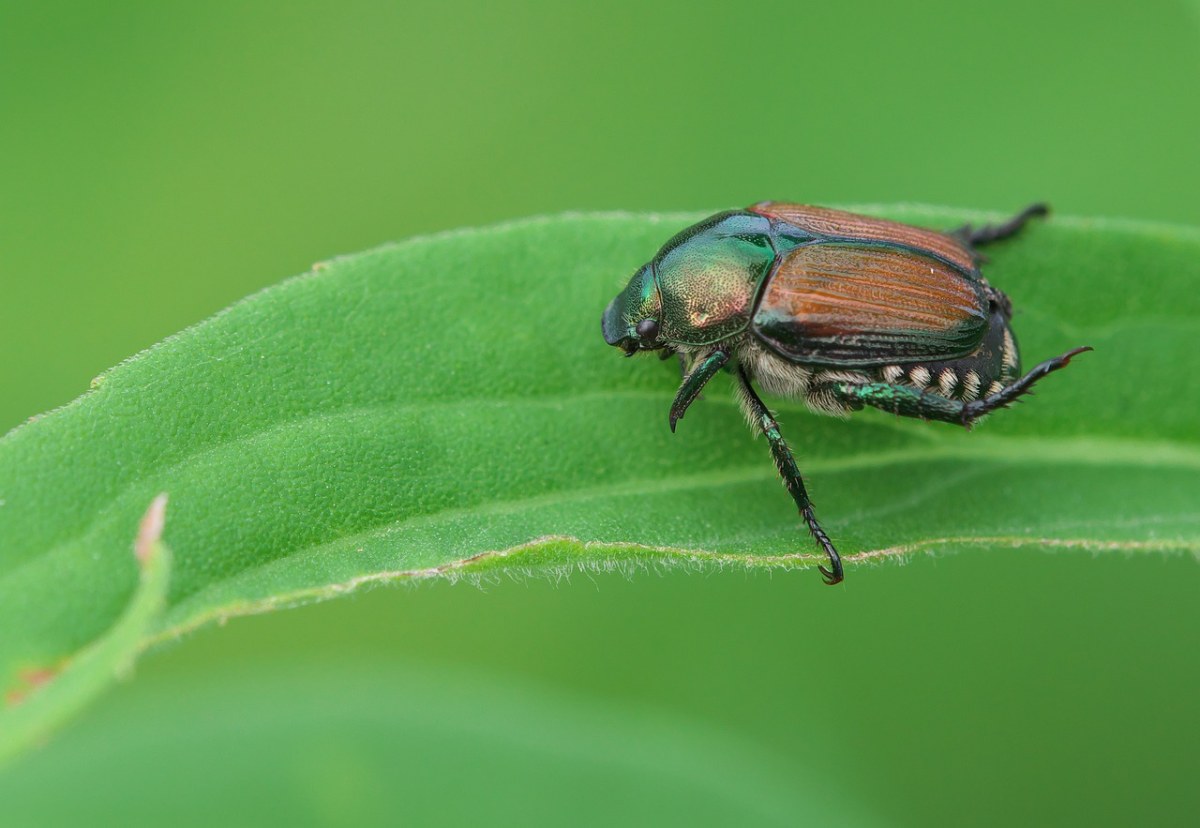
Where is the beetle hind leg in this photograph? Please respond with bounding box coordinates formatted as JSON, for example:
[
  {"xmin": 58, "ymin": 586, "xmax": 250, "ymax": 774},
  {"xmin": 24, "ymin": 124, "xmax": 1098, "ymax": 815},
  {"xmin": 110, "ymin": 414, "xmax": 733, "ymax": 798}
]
[
  {"xmin": 826, "ymin": 346, "xmax": 1091, "ymax": 428},
  {"xmin": 959, "ymin": 346, "xmax": 1092, "ymax": 426},
  {"xmin": 952, "ymin": 203, "xmax": 1049, "ymax": 249}
]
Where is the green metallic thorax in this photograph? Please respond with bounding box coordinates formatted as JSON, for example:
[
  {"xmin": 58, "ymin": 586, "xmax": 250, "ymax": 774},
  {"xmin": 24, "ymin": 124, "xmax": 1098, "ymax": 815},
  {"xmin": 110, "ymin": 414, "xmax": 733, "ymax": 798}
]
[
  {"xmin": 652, "ymin": 211, "xmax": 779, "ymax": 345},
  {"xmin": 602, "ymin": 211, "xmax": 810, "ymax": 350}
]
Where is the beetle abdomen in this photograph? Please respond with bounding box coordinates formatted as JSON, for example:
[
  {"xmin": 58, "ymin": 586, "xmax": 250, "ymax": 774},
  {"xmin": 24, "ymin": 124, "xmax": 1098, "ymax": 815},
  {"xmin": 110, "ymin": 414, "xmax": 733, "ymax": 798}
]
[{"xmin": 752, "ymin": 242, "xmax": 988, "ymax": 366}]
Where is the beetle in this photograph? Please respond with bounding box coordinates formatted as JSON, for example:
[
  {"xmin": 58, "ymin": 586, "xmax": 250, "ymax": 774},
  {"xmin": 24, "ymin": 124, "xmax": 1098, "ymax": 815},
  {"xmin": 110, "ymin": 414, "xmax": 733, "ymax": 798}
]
[{"xmin": 601, "ymin": 202, "xmax": 1091, "ymax": 585}]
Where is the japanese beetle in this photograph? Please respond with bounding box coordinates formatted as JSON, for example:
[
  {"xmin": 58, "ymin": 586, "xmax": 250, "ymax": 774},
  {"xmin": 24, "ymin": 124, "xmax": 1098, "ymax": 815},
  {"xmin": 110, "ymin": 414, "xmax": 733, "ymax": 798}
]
[{"xmin": 602, "ymin": 202, "xmax": 1090, "ymax": 585}]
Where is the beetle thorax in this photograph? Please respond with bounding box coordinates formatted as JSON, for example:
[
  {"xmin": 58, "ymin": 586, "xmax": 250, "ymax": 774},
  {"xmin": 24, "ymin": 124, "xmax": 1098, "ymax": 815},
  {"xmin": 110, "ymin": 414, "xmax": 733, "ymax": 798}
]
[
  {"xmin": 652, "ymin": 212, "xmax": 775, "ymax": 347},
  {"xmin": 660, "ymin": 267, "xmax": 757, "ymax": 345}
]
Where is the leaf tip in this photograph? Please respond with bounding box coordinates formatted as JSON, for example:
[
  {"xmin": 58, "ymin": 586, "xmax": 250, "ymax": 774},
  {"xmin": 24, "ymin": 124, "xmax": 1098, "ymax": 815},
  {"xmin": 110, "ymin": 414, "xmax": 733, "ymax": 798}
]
[{"xmin": 134, "ymin": 494, "xmax": 169, "ymax": 567}]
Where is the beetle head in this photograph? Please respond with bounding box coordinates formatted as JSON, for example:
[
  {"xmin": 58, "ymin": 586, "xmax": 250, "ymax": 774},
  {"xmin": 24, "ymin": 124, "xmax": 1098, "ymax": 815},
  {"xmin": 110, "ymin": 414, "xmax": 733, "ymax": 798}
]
[{"xmin": 602, "ymin": 263, "xmax": 665, "ymax": 356}]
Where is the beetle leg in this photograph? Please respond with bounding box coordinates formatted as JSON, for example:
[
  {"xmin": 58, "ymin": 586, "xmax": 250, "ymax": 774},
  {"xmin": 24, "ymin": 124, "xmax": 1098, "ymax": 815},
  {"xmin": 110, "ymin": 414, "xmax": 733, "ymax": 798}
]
[
  {"xmin": 828, "ymin": 381, "xmax": 963, "ymax": 421},
  {"xmin": 959, "ymin": 346, "xmax": 1092, "ymax": 426},
  {"xmin": 951, "ymin": 203, "xmax": 1050, "ymax": 249},
  {"xmin": 826, "ymin": 346, "xmax": 1091, "ymax": 428},
  {"xmin": 734, "ymin": 365, "xmax": 843, "ymax": 586},
  {"xmin": 658, "ymin": 348, "xmax": 690, "ymax": 379},
  {"xmin": 669, "ymin": 349, "xmax": 729, "ymax": 432},
  {"xmin": 675, "ymin": 351, "xmax": 690, "ymax": 378}
]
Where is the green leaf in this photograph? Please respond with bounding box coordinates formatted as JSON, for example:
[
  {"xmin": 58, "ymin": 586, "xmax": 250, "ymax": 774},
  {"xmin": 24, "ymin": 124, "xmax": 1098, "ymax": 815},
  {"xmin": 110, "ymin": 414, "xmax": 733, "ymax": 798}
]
[
  {"xmin": 2, "ymin": 207, "xmax": 1198, "ymax": 737},
  {"xmin": 0, "ymin": 657, "xmax": 885, "ymax": 826},
  {"xmin": 0, "ymin": 496, "xmax": 170, "ymax": 764}
]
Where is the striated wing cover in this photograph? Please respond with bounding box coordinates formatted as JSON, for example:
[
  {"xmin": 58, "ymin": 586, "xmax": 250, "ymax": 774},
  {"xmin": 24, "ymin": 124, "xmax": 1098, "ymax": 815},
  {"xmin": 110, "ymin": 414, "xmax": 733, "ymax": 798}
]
[
  {"xmin": 750, "ymin": 201, "xmax": 978, "ymax": 273},
  {"xmin": 752, "ymin": 242, "xmax": 989, "ymax": 366}
]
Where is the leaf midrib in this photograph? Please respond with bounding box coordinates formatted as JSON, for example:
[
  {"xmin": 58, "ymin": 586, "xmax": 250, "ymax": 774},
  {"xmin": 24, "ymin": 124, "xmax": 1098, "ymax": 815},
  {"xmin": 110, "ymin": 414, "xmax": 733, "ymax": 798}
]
[{"xmin": 188, "ymin": 432, "xmax": 1200, "ymax": 575}]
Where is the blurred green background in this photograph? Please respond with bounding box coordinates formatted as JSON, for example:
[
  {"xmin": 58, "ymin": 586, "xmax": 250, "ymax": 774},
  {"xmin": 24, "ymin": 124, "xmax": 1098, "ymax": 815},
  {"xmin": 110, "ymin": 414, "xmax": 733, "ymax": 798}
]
[{"xmin": 2, "ymin": 2, "xmax": 1198, "ymax": 825}]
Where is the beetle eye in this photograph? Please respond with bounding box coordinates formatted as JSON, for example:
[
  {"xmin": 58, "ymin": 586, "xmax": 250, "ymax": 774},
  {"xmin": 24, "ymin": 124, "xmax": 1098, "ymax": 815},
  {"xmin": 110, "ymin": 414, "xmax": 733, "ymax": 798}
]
[{"xmin": 635, "ymin": 318, "xmax": 660, "ymax": 345}]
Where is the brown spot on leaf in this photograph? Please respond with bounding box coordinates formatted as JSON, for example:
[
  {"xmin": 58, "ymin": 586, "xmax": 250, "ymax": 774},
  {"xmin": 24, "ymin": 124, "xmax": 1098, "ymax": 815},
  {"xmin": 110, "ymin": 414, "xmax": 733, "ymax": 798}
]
[{"xmin": 4, "ymin": 665, "xmax": 60, "ymax": 708}]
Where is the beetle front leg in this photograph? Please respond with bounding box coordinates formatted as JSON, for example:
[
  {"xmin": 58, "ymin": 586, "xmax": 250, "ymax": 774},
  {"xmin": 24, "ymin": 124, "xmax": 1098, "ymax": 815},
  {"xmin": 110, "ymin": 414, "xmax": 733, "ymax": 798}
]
[
  {"xmin": 734, "ymin": 365, "xmax": 843, "ymax": 586},
  {"xmin": 669, "ymin": 349, "xmax": 729, "ymax": 432}
]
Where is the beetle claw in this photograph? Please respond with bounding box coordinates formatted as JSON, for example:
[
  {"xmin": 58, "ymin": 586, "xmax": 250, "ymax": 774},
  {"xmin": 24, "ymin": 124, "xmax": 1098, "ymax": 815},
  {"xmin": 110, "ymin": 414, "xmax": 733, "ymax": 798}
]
[{"xmin": 819, "ymin": 564, "xmax": 844, "ymax": 586}]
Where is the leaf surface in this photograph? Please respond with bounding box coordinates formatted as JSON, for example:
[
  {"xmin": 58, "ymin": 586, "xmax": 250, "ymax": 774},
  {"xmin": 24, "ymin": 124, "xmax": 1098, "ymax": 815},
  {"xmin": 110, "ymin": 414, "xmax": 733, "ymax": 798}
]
[{"xmin": 1, "ymin": 207, "xmax": 1197, "ymax": 708}]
